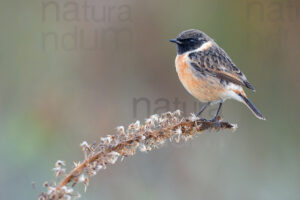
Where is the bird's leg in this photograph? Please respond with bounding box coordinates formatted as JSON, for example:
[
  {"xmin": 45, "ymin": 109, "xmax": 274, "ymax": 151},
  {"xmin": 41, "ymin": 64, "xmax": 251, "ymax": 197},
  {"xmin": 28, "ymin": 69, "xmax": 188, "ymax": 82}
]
[
  {"xmin": 196, "ymin": 102, "xmax": 210, "ymax": 118},
  {"xmin": 209, "ymin": 102, "xmax": 223, "ymax": 122}
]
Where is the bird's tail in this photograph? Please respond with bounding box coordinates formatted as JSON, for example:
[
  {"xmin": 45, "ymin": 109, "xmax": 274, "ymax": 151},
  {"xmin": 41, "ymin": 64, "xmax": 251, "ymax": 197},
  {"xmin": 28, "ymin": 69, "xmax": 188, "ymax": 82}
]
[{"xmin": 237, "ymin": 92, "xmax": 266, "ymax": 120}]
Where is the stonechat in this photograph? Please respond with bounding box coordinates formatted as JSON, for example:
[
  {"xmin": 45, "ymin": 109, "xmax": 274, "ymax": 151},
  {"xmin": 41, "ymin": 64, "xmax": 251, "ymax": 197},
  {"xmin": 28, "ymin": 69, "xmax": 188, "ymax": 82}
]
[{"xmin": 170, "ymin": 29, "xmax": 265, "ymax": 121}]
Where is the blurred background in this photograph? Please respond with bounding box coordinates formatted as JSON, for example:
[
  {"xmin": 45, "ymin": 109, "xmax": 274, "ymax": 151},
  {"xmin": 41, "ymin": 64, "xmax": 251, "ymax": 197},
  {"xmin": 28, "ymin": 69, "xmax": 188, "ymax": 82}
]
[{"xmin": 0, "ymin": 0, "xmax": 299, "ymax": 199}]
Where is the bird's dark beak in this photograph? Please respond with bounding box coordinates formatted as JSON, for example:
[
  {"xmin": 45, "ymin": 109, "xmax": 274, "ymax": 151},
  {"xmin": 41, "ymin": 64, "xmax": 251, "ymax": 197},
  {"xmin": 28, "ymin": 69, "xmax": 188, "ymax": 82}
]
[{"xmin": 169, "ymin": 38, "xmax": 181, "ymax": 44}]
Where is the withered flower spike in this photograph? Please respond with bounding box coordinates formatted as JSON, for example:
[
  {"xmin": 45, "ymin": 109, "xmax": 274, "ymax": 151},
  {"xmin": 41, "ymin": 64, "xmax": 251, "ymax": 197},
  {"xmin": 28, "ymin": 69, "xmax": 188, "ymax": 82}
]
[{"xmin": 40, "ymin": 111, "xmax": 237, "ymax": 199}]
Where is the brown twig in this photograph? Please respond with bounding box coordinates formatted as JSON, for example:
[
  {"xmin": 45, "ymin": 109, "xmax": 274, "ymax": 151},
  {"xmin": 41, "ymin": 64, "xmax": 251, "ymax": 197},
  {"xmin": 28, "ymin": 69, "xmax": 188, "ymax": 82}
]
[{"xmin": 39, "ymin": 111, "xmax": 237, "ymax": 200}]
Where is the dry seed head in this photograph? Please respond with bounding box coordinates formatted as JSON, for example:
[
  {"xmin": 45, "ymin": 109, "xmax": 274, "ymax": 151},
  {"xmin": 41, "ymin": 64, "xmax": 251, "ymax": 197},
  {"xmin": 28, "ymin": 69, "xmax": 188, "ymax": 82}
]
[
  {"xmin": 100, "ymin": 135, "xmax": 113, "ymax": 145},
  {"xmin": 40, "ymin": 110, "xmax": 236, "ymax": 200},
  {"xmin": 89, "ymin": 170, "xmax": 97, "ymax": 176},
  {"xmin": 43, "ymin": 182, "xmax": 49, "ymax": 187},
  {"xmin": 80, "ymin": 141, "xmax": 89, "ymax": 149},
  {"xmin": 47, "ymin": 186, "xmax": 56, "ymax": 195},
  {"xmin": 134, "ymin": 120, "xmax": 140, "ymax": 130},
  {"xmin": 106, "ymin": 151, "xmax": 120, "ymax": 164},
  {"xmin": 73, "ymin": 162, "xmax": 80, "ymax": 167},
  {"xmin": 78, "ymin": 174, "xmax": 85, "ymax": 183},
  {"xmin": 53, "ymin": 161, "xmax": 66, "ymax": 177},
  {"xmin": 38, "ymin": 196, "xmax": 46, "ymax": 200},
  {"xmin": 162, "ymin": 111, "xmax": 172, "ymax": 118},
  {"xmin": 175, "ymin": 127, "xmax": 182, "ymax": 135},
  {"xmin": 150, "ymin": 114, "xmax": 159, "ymax": 122},
  {"xmin": 55, "ymin": 160, "xmax": 65, "ymax": 167},
  {"xmin": 127, "ymin": 123, "xmax": 135, "ymax": 133},
  {"xmin": 189, "ymin": 113, "xmax": 198, "ymax": 122},
  {"xmin": 174, "ymin": 109, "xmax": 182, "ymax": 117},
  {"xmin": 61, "ymin": 186, "xmax": 73, "ymax": 194},
  {"xmin": 116, "ymin": 126, "xmax": 125, "ymax": 135},
  {"xmin": 139, "ymin": 144, "xmax": 147, "ymax": 152},
  {"xmin": 83, "ymin": 177, "xmax": 89, "ymax": 192},
  {"xmin": 96, "ymin": 164, "xmax": 103, "ymax": 171},
  {"xmin": 53, "ymin": 167, "xmax": 66, "ymax": 177},
  {"xmin": 231, "ymin": 124, "xmax": 238, "ymax": 130}
]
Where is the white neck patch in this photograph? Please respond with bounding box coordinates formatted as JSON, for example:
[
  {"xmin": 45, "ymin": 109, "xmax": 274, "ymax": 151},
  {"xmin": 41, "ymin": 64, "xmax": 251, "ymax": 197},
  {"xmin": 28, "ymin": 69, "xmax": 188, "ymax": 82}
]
[{"xmin": 198, "ymin": 41, "xmax": 214, "ymax": 51}]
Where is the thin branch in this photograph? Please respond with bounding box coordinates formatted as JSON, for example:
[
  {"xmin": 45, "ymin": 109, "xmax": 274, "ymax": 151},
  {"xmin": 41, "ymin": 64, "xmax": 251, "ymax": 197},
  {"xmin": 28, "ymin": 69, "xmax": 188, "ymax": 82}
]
[{"xmin": 39, "ymin": 111, "xmax": 237, "ymax": 200}]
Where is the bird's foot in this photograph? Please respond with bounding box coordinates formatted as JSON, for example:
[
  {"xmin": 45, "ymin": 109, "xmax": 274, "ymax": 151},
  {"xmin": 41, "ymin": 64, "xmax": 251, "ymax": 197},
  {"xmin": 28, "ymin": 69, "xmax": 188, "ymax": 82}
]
[
  {"xmin": 208, "ymin": 115, "xmax": 221, "ymax": 122},
  {"xmin": 199, "ymin": 118, "xmax": 208, "ymax": 122},
  {"xmin": 208, "ymin": 116, "xmax": 222, "ymax": 128}
]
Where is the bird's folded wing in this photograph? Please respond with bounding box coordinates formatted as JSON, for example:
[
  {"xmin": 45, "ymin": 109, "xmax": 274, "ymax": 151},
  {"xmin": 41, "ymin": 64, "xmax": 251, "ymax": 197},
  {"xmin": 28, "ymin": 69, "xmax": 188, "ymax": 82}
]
[{"xmin": 188, "ymin": 47, "xmax": 255, "ymax": 91}]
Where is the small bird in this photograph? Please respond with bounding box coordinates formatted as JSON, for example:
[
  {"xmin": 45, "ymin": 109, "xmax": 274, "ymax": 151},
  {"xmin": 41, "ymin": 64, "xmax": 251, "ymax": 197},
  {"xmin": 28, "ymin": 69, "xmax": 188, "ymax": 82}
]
[{"xmin": 169, "ymin": 29, "xmax": 265, "ymax": 121}]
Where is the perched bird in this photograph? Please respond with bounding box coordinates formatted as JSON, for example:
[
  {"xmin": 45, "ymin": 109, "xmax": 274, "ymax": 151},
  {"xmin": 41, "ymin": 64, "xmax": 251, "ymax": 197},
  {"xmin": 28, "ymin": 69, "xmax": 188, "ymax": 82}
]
[{"xmin": 169, "ymin": 29, "xmax": 265, "ymax": 121}]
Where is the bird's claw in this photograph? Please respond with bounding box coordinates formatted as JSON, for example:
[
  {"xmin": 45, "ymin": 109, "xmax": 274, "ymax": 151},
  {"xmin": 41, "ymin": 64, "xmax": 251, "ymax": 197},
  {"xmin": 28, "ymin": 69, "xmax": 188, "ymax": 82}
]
[
  {"xmin": 208, "ymin": 116, "xmax": 222, "ymax": 128},
  {"xmin": 208, "ymin": 115, "xmax": 221, "ymax": 122},
  {"xmin": 199, "ymin": 118, "xmax": 208, "ymax": 122}
]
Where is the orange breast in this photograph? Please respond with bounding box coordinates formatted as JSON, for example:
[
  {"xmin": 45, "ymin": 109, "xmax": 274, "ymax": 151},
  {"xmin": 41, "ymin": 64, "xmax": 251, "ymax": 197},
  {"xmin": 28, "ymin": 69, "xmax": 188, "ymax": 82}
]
[{"xmin": 175, "ymin": 54, "xmax": 225, "ymax": 102}]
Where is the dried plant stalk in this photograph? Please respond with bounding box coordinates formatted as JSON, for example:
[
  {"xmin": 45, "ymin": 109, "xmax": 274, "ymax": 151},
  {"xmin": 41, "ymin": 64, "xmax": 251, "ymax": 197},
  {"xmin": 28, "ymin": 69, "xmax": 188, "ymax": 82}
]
[{"xmin": 39, "ymin": 111, "xmax": 237, "ymax": 200}]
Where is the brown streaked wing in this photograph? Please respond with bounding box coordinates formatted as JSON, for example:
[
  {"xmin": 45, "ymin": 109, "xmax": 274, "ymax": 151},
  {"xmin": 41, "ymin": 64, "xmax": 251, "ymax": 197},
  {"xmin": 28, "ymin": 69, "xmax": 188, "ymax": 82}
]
[{"xmin": 188, "ymin": 46, "xmax": 255, "ymax": 91}]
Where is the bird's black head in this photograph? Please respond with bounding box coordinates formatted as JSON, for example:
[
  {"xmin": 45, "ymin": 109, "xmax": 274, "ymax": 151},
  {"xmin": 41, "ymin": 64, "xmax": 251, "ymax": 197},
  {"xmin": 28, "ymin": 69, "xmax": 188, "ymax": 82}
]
[{"xmin": 169, "ymin": 29, "xmax": 211, "ymax": 55}]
